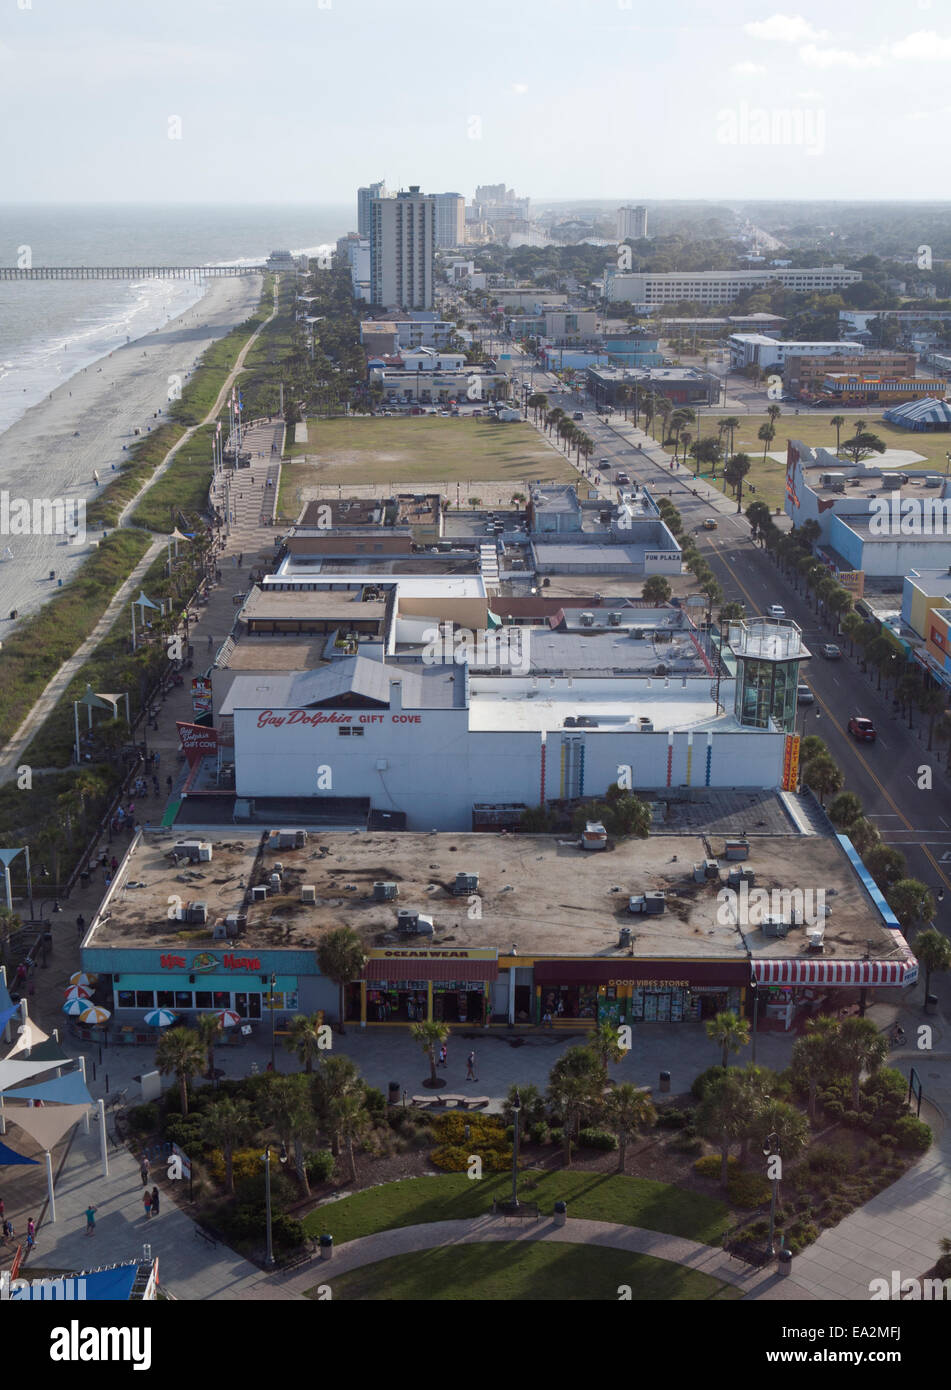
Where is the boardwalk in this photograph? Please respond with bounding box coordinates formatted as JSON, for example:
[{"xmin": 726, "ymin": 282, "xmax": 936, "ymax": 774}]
[{"xmin": 0, "ymin": 266, "xmax": 262, "ymax": 281}]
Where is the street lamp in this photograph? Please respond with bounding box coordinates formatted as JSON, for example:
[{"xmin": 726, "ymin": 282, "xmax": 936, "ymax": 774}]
[
  {"xmin": 763, "ymin": 1131, "xmax": 781, "ymax": 1258},
  {"xmin": 0, "ymin": 847, "xmax": 33, "ymax": 920},
  {"xmin": 270, "ymin": 972, "xmax": 277, "ymax": 1071},
  {"xmin": 510, "ymin": 1088, "xmax": 522, "ymax": 1210},
  {"xmin": 263, "ymin": 1141, "xmax": 288, "ymax": 1267},
  {"xmin": 749, "ymin": 976, "xmax": 758, "ymax": 1066}
]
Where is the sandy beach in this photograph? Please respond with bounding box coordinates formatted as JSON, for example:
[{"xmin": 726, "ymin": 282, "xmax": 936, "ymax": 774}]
[{"xmin": 0, "ymin": 272, "xmax": 263, "ymax": 629}]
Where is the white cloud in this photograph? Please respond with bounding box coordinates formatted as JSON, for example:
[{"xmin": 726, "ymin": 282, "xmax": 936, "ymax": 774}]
[
  {"xmin": 796, "ymin": 89, "xmax": 823, "ymax": 100},
  {"xmin": 891, "ymin": 30, "xmax": 951, "ymax": 60},
  {"xmin": 744, "ymin": 14, "xmax": 830, "ymax": 42},
  {"xmin": 732, "ymin": 61, "xmax": 767, "ymax": 74},
  {"xmin": 511, "ymin": 83, "xmax": 529, "ymax": 94},
  {"xmin": 799, "ymin": 43, "xmax": 885, "ymax": 69}
]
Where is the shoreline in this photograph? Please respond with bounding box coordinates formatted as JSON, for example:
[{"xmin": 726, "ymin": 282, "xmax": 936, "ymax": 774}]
[{"xmin": 0, "ymin": 272, "xmax": 263, "ymax": 629}]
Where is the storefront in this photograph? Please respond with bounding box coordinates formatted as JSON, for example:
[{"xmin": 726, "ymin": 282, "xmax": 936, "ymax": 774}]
[
  {"xmin": 751, "ymin": 957, "xmax": 917, "ymax": 1031},
  {"xmin": 533, "ymin": 959, "xmax": 751, "ymax": 1025},
  {"xmin": 358, "ymin": 948, "xmax": 499, "ymax": 1026}
]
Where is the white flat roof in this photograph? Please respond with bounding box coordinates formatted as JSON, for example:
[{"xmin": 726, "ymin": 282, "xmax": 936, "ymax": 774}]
[
  {"xmin": 468, "ymin": 683, "xmax": 734, "ymax": 733},
  {"xmin": 267, "ymin": 565, "xmax": 486, "ymax": 598}
]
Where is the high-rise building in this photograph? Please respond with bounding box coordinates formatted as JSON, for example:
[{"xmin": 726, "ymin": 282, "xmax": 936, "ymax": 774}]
[
  {"xmin": 617, "ymin": 206, "xmax": 648, "ymax": 241},
  {"xmin": 433, "ymin": 193, "xmax": 465, "ymax": 248},
  {"xmin": 475, "ymin": 183, "xmax": 509, "ymax": 204},
  {"xmin": 370, "ymin": 186, "xmax": 435, "ymax": 309},
  {"xmin": 357, "ymin": 181, "xmax": 389, "ymax": 238}
]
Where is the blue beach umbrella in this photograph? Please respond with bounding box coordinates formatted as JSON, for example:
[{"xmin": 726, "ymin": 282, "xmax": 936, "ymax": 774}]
[
  {"xmin": 63, "ymin": 997, "xmax": 87, "ymax": 1016},
  {"xmin": 144, "ymin": 1008, "xmax": 178, "ymax": 1028}
]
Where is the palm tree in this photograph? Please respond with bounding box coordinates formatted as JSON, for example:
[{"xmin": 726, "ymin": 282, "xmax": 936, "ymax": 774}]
[
  {"xmin": 840, "ymin": 611, "xmax": 865, "ymax": 657},
  {"xmin": 757, "ymin": 422, "xmax": 776, "ymax": 463},
  {"xmin": 316, "ymin": 927, "xmax": 367, "ymax": 1032},
  {"xmin": 830, "ymin": 415, "xmax": 845, "ymax": 454},
  {"xmin": 194, "ymin": 1012, "xmax": 223, "ymax": 1079},
  {"xmin": 695, "ymin": 1072, "xmax": 749, "ymax": 1188},
  {"xmin": 263, "ymin": 1073, "xmax": 316, "ymax": 1196},
  {"xmin": 679, "ymin": 430, "xmax": 692, "ymax": 466},
  {"xmin": 827, "ymin": 791, "xmax": 863, "ymax": 830},
  {"xmin": 835, "ymin": 1016, "xmax": 888, "ymax": 1110},
  {"xmin": 311, "ymin": 1054, "xmax": 362, "ymax": 1156},
  {"xmin": 642, "ymin": 575, "xmax": 672, "ymax": 604},
  {"xmin": 935, "ymin": 710, "xmax": 951, "ymax": 773},
  {"xmin": 332, "ymin": 1090, "xmax": 371, "ymax": 1185},
  {"xmin": 0, "ymin": 906, "xmax": 21, "ymax": 966},
  {"xmin": 849, "ymin": 816, "xmax": 881, "ymax": 857},
  {"xmin": 801, "ymin": 753, "xmax": 843, "ymax": 806},
  {"xmin": 705, "ymin": 1010, "xmax": 750, "ymax": 1068},
  {"xmin": 886, "ymin": 879, "xmax": 936, "ymax": 934},
  {"xmin": 865, "ymin": 844, "xmax": 907, "ymax": 892},
  {"xmin": 547, "ymin": 1046, "xmax": 607, "ymax": 1168},
  {"xmin": 791, "ymin": 1018, "xmax": 840, "ymax": 1122},
  {"xmin": 721, "ymin": 415, "xmax": 740, "ymax": 460},
  {"xmin": 827, "ymin": 587, "xmax": 852, "ymax": 632},
  {"xmin": 913, "ymin": 927, "xmax": 951, "ymax": 1000},
  {"xmin": 602, "ymin": 1084, "xmax": 656, "ymax": 1173},
  {"xmin": 285, "ymin": 1013, "xmax": 325, "ymax": 1074},
  {"xmin": 411, "ymin": 1019, "xmax": 450, "ymax": 1086},
  {"xmin": 155, "ymin": 1027, "xmax": 205, "ymax": 1117},
  {"xmin": 918, "ymin": 687, "xmax": 946, "ymax": 751},
  {"xmin": 588, "ymin": 1021, "xmax": 628, "ymax": 1067},
  {"xmin": 724, "ymin": 452, "xmax": 752, "ymax": 511},
  {"xmin": 204, "ymin": 1097, "xmax": 254, "ymax": 1194}
]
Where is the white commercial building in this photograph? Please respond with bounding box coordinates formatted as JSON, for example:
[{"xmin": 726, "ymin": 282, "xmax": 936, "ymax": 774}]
[
  {"xmin": 617, "ymin": 206, "xmax": 648, "ymax": 240},
  {"xmin": 370, "ymin": 187, "xmax": 436, "ymax": 310},
  {"xmin": 729, "ymin": 336, "xmax": 862, "ymax": 370},
  {"xmin": 433, "ymin": 193, "xmax": 466, "ymax": 248},
  {"xmin": 357, "ymin": 181, "xmax": 390, "ymax": 238},
  {"xmin": 605, "ymin": 266, "xmax": 861, "ymax": 305}
]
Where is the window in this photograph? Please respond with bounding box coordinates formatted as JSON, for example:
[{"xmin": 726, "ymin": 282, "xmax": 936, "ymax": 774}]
[
  {"xmin": 117, "ymin": 991, "xmax": 135, "ymax": 1008},
  {"xmin": 174, "ymin": 991, "xmax": 193, "ymax": 1009},
  {"xmin": 195, "ymin": 991, "xmax": 213, "ymax": 1009},
  {"xmin": 135, "ymin": 990, "xmax": 154, "ymax": 1009},
  {"xmin": 156, "ymin": 990, "xmax": 174, "ymax": 1008},
  {"xmin": 213, "ymin": 991, "xmax": 231, "ymax": 1009}
]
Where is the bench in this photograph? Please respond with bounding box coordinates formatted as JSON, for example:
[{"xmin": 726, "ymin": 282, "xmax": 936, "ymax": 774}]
[
  {"xmin": 439, "ymin": 1093, "xmax": 467, "ymax": 1107},
  {"xmin": 726, "ymin": 1239, "xmax": 774, "ymax": 1268},
  {"xmin": 278, "ymin": 1240, "xmax": 318, "ymax": 1275},
  {"xmin": 193, "ymin": 1225, "xmax": 218, "ymax": 1249},
  {"xmin": 411, "ymin": 1095, "xmax": 437, "ymax": 1108},
  {"xmin": 462, "ymin": 1095, "xmax": 490, "ymax": 1110},
  {"xmin": 491, "ymin": 1200, "xmax": 540, "ymax": 1220}
]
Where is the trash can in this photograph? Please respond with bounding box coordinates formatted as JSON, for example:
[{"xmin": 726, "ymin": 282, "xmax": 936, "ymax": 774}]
[
  {"xmin": 319, "ymin": 1234, "xmax": 333, "ymax": 1262},
  {"xmin": 926, "ymin": 993, "xmax": 938, "ymax": 1016},
  {"xmin": 779, "ymin": 1249, "xmax": 793, "ymax": 1278},
  {"xmin": 388, "ymin": 1082, "xmax": 401, "ymax": 1106},
  {"xmin": 659, "ymin": 1070, "xmax": 671, "ymax": 1094},
  {"xmin": 553, "ymin": 1201, "xmax": 567, "ymax": 1228}
]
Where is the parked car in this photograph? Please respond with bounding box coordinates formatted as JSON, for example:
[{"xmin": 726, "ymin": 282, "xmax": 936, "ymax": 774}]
[
  {"xmin": 702, "ymin": 518, "xmax": 718, "ymax": 530},
  {"xmin": 573, "ymin": 411, "xmax": 584, "ymax": 421},
  {"xmin": 820, "ymin": 643, "xmax": 841, "ymax": 659},
  {"xmin": 616, "ymin": 471, "xmax": 631, "ymax": 484},
  {"xmin": 768, "ymin": 604, "xmax": 786, "ymax": 618},
  {"xmin": 797, "ymin": 684, "xmax": 814, "ymax": 704},
  {"xmin": 848, "ymin": 716, "xmax": 876, "ymax": 742}
]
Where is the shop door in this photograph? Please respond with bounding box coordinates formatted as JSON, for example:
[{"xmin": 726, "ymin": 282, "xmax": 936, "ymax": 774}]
[
  {"xmin": 644, "ymin": 993, "xmax": 658, "ymax": 1022},
  {"xmin": 514, "ymin": 985, "xmax": 531, "ymax": 1021},
  {"xmin": 655, "ymin": 993, "xmax": 671, "ymax": 1022}
]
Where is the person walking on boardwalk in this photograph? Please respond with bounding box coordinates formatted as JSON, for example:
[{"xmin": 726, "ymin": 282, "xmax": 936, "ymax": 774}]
[
  {"xmin": 466, "ymin": 1051, "xmax": 477, "ymax": 1081},
  {"xmin": 84, "ymin": 1206, "xmax": 98, "ymax": 1236},
  {"xmin": 150, "ymin": 1186, "xmax": 160, "ymax": 1218},
  {"xmin": 142, "ymin": 1189, "xmax": 152, "ymax": 1220},
  {"xmin": 140, "ymin": 1155, "xmax": 151, "ymax": 1187}
]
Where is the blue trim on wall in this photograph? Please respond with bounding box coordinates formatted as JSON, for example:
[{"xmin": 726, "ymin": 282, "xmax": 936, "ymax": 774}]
[{"xmin": 836, "ymin": 834, "xmax": 902, "ymax": 930}]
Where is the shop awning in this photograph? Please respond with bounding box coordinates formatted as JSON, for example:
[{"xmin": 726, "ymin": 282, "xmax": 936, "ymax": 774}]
[
  {"xmin": 533, "ymin": 960, "xmax": 751, "ymax": 985},
  {"xmin": 752, "ymin": 959, "xmax": 914, "ymax": 987},
  {"xmin": 363, "ymin": 958, "xmax": 498, "ymax": 982}
]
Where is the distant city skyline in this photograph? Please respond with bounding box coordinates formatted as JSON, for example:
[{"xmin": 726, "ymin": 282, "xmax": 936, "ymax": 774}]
[{"xmin": 4, "ymin": 1, "xmax": 951, "ymax": 202}]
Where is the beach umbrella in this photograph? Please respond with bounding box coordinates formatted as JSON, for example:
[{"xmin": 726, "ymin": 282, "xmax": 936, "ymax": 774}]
[
  {"xmin": 62, "ymin": 998, "xmax": 88, "ymax": 1016},
  {"xmin": 78, "ymin": 1005, "xmax": 111, "ymax": 1026},
  {"xmin": 215, "ymin": 1010, "xmax": 242, "ymax": 1029},
  {"xmin": 64, "ymin": 986, "xmax": 92, "ymax": 1002},
  {"xmin": 68, "ymin": 972, "xmax": 97, "ymax": 989},
  {"xmin": 144, "ymin": 1008, "xmax": 177, "ymax": 1028}
]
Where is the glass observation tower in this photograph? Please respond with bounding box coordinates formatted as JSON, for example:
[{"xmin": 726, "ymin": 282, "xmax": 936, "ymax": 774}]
[{"xmin": 726, "ymin": 618, "xmax": 810, "ymax": 734}]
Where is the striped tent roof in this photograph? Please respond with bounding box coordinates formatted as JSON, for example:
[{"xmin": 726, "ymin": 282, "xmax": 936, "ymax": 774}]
[{"xmin": 882, "ymin": 397, "xmax": 951, "ymax": 427}]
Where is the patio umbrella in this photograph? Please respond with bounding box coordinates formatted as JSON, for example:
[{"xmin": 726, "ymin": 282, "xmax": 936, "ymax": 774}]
[
  {"xmin": 215, "ymin": 1010, "xmax": 242, "ymax": 1029},
  {"xmin": 144, "ymin": 1008, "xmax": 178, "ymax": 1028},
  {"xmin": 63, "ymin": 998, "xmax": 88, "ymax": 1016},
  {"xmin": 78, "ymin": 1005, "xmax": 111, "ymax": 1026},
  {"xmin": 68, "ymin": 972, "xmax": 98, "ymax": 988},
  {"xmin": 64, "ymin": 986, "xmax": 92, "ymax": 1002}
]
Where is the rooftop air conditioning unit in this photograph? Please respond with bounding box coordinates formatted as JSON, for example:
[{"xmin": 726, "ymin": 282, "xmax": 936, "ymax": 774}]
[
  {"xmin": 643, "ymin": 891, "xmax": 666, "ymax": 915},
  {"xmin": 269, "ymin": 872, "xmax": 282, "ymax": 891},
  {"xmin": 633, "ymin": 629, "xmax": 645, "ymax": 640},
  {"xmin": 453, "ymin": 872, "xmax": 479, "ymax": 896},
  {"xmin": 727, "ymin": 866, "xmax": 756, "ymax": 888},
  {"xmin": 213, "ymin": 922, "xmax": 228, "ymax": 941},
  {"xmin": 618, "ymin": 927, "xmax": 632, "ymax": 948},
  {"xmin": 608, "ymin": 611, "xmax": 623, "ymax": 626},
  {"xmin": 564, "ymin": 716, "xmax": 577, "ymax": 727},
  {"xmin": 724, "ymin": 839, "xmax": 750, "ymax": 860},
  {"xmin": 806, "ymin": 925, "xmax": 825, "ymax": 951},
  {"xmin": 704, "ymin": 859, "xmax": 720, "ymax": 881},
  {"xmin": 373, "ymin": 882, "xmax": 399, "ymax": 901},
  {"xmin": 925, "ymin": 476, "xmax": 942, "ymax": 488},
  {"xmin": 224, "ymin": 912, "xmax": 245, "ymax": 932},
  {"xmin": 198, "ymin": 843, "xmax": 213, "ymax": 862},
  {"xmin": 397, "ymin": 909, "xmax": 419, "ymax": 933},
  {"xmin": 277, "ymin": 828, "xmax": 308, "ymax": 848},
  {"xmin": 172, "ymin": 840, "xmax": 202, "ymax": 862},
  {"xmin": 300, "ymin": 885, "xmax": 316, "ymax": 904},
  {"xmin": 251, "ymin": 885, "xmax": 268, "ymax": 902},
  {"xmin": 187, "ymin": 901, "xmax": 208, "ymax": 925},
  {"xmin": 580, "ymin": 611, "xmax": 595, "ymax": 626},
  {"xmin": 639, "ymin": 718, "xmax": 654, "ymax": 732}
]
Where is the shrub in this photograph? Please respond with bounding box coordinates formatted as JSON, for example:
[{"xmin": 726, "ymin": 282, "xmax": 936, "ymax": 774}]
[
  {"xmin": 233, "ymin": 1171, "xmax": 296, "ymax": 1210},
  {"xmin": 549, "ymin": 1127, "xmax": 564, "ymax": 1147},
  {"xmin": 164, "ymin": 1117, "xmax": 207, "ymax": 1153},
  {"xmin": 784, "ymin": 1219, "xmax": 819, "ymax": 1253},
  {"xmin": 655, "ymin": 1108, "xmax": 689, "ymax": 1130},
  {"xmin": 431, "ymin": 1144, "xmax": 513, "ymax": 1172},
  {"xmin": 891, "ymin": 1115, "xmax": 932, "ymax": 1153},
  {"xmin": 271, "ymin": 1214, "xmax": 305, "ymax": 1251},
  {"xmin": 219, "ymin": 1203, "xmax": 266, "ymax": 1240},
  {"xmin": 128, "ymin": 1103, "xmax": 159, "ymax": 1133},
  {"xmin": 879, "ymin": 1134, "xmax": 897, "ymax": 1150},
  {"xmin": 727, "ymin": 1170, "xmax": 771, "ymax": 1208},
  {"xmin": 694, "ymin": 1154, "xmax": 739, "ymax": 1178},
  {"xmin": 208, "ymin": 1148, "xmax": 270, "ymax": 1189},
  {"xmin": 670, "ymin": 1135, "xmax": 703, "ymax": 1155},
  {"xmin": 842, "ymin": 1110, "xmax": 863, "ymax": 1129},
  {"xmin": 822, "ymin": 1098, "xmax": 844, "ymax": 1121},
  {"xmin": 807, "ymin": 1145, "xmax": 848, "ymax": 1177},
  {"xmin": 305, "ymin": 1150, "xmax": 335, "ymax": 1184},
  {"xmin": 363, "ymin": 1085, "xmax": 386, "ymax": 1117},
  {"xmin": 578, "ymin": 1128, "xmax": 618, "ymax": 1151},
  {"xmin": 529, "ymin": 1122, "xmax": 550, "ymax": 1146},
  {"xmin": 504, "ymin": 1125, "xmax": 515, "ymax": 1144},
  {"xmin": 431, "ymin": 1113, "xmax": 508, "ymax": 1148},
  {"xmin": 691, "ymin": 1065, "xmax": 728, "ymax": 1100}
]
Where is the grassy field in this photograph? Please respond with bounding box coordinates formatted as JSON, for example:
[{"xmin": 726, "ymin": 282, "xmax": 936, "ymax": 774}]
[
  {"xmin": 310, "ymin": 1243, "xmax": 741, "ymax": 1302},
  {"xmin": 280, "ymin": 416, "xmax": 570, "ymax": 514},
  {"xmin": 703, "ymin": 412, "xmax": 950, "ymax": 513},
  {"xmin": 302, "ymin": 1172, "xmax": 730, "ymax": 1246}
]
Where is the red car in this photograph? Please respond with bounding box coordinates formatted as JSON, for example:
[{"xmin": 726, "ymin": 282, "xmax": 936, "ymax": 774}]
[{"xmin": 848, "ymin": 716, "xmax": 876, "ymax": 742}]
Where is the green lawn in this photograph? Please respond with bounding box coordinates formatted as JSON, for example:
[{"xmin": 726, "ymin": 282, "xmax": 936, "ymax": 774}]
[
  {"xmin": 302, "ymin": 1172, "xmax": 730, "ymax": 1247},
  {"xmin": 309, "ymin": 1242, "xmax": 741, "ymax": 1302},
  {"xmin": 279, "ymin": 416, "xmax": 569, "ymax": 514},
  {"xmin": 703, "ymin": 412, "xmax": 951, "ymax": 513}
]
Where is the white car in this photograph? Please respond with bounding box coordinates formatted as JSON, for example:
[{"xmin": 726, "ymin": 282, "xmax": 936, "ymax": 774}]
[{"xmin": 768, "ymin": 604, "xmax": 786, "ymax": 618}]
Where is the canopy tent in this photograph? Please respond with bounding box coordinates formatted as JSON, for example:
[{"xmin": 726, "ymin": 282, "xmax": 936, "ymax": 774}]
[
  {"xmin": 0, "ymin": 1139, "xmax": 40, "ymax": 1166},
  {"xmin": 0, "ymin": 980, "xmax": 13, "ymax": 1016},
  {"xmin": 882, "ymin": 397, "xmax": 951, "ymax": 431},
  {"xmin": 6, "ymin": 1020, "xmax": 50, "ymax": 1058},
  {"xmin": 0, "ymin": 1057, "xmax": 61, "ymax": 1092},
  {"xmin": 22, "ymin": 1038, "xmax": 71, "ymax": 1064},
  {"xmin": 0, "ymin": 1003, "xmax": 19, "ymax": 1033},
  {"xmin": 6, "ymin": 1071, "xmax": 93, "ymax": 1105},
  {"xmin": 5, "ymin": 1102, "xmax": 92, "ymax": 1150}
]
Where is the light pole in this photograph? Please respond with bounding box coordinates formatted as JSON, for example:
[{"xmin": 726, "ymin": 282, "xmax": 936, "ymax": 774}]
[
  {"xmin": 0, "ymin": 847, "xmax": 33, "ymax": 920},
  {"xmin": 270, "ymin": 972, "xmax": 277, "ymax": 1071},
  {"xmin": 510, "ymin": 1088, "xmax": 521, "ymax": 1210},
  {"xmin": 749, "ymin": 976, "xmax": 758, "ymax": 1066},
  {"xmin": 263, "ymin": 1141, "xmax": 288, "ymax": 1267},
  {"xmin": 763, "ymin": 1130, "xmax": 780, "ymax": 1258}
]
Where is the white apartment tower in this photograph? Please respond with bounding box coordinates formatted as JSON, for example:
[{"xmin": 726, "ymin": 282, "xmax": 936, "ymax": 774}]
[
  {"xmin": 370, "ymin": 187, "xmax": 436, "ymax": 310},
  {"xmin": 357, "ymin": 181, "xmax": 389, "ymax": 238},
  {"xmin": 617, "ymin": 205, "xmax": 648, "ymax": 241},
  {"xmin": 434, "ymin": 192, "xmax": 465, "ymax": 248}
]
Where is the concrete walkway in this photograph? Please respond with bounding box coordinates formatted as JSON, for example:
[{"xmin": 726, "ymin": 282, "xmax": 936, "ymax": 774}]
[{"xmin": 235, "ymin": 1214, "xmax": 815, "ymax": 1301}]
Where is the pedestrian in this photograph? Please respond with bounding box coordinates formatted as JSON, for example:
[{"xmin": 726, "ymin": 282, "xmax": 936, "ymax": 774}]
[
  {"xmin": 140, "ymin": 1155, "xmax": 151, "ymax": 1187},
  {"xmin": 0, "ymin": 1197, "xmax": 5, "ymax": 1222},
  {"xmin": 76, "ymin": 913, "xmax": 85, "ymax": 937},
  {"xmin": 110, "ymin": 856, "xmax": 118, "ymax": 873},
  {"xmin": 27, "ymin": 1218, "xmax": 35, "ymax": 1246},
  {"xmin": 542, "ymin": 1010, "xmax": 552, "ymax": 1029},
  {"xmin": 166, "ymin": 775, "xmax": 173, "ymax": 793},
  {"xmin": 466, "ymin": 1051, "xmax": 477, "ymax": 1081},
  {"xmin": 152, "ymin": 777, "xmax": 159, "ymax": 796},
  {"xmin": 207, "ymin": 634, "xmax": 213, "ymax": 650},
  {"xmin": 142, "ymin": 1189, "xmax": 152, "ymax": 1220},
  {"xmin": 84, "ymin": 1206, "xmax": 98, "ymax": 1236},
  {"xmin": 154, "ymin": 752, "xmax": 160, "ymax": 769},
  {"xmin": 2, "ymin": 1218, "xmax": 13, "ymax": 1242},
  {"xmin": 439, "ymin": 1043, "xmax": 448, "ymax": 1067},
  {"xmin": 150, "ymin": 1186, "xmax": 160, "ymax": 1218}
]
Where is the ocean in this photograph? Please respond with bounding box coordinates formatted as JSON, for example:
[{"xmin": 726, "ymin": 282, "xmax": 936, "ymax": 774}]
[{"xmin": 0, "ymin": 203, "xmax": 351, "ymax": 435}]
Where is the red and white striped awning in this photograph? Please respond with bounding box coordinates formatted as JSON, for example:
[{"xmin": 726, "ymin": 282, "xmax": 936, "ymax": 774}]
[{"xmin": 753, "ymin": 959, "xmax": 915, "ymax": 988}]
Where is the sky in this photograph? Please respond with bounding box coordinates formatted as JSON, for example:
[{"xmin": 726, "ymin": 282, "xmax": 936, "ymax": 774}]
[{"xmin": 3, "ymin": 0, "xmax": 951, "ymax": 204}]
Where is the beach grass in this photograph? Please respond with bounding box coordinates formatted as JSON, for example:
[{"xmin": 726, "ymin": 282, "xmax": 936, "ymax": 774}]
[
  {"xmin": 302, "ymin": 1172, "xmax": 730, "ymax": 1246},
  {"xmin": 309, "ymin": 1243, "xmax": 742, "ymax": 1302},
  {"xmin": 130, "ymin": 425, "xmax": 218, "ymax": 532}
]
